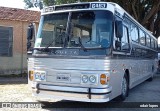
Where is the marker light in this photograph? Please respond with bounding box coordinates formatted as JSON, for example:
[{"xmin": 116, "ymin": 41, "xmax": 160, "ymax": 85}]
[
  {"xmin": 29, "ymin": 70, "xmax": 34, "ymax": 81},
  {"xmin": 100, "ymin": 74, "xmax": 109, "ymax": 85}
]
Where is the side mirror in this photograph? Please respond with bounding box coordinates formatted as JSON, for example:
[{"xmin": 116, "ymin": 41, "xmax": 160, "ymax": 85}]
[
  {"xmin": 27, "ymin": 24, "xmax": 34, "ymax": 40},
  {"xmin": 115, "ymin": 20, "xmax": 123, "ymax": 38},
  {"xmin": 27, "ymin": 23, "xmax": 35, "ymax": 51}
]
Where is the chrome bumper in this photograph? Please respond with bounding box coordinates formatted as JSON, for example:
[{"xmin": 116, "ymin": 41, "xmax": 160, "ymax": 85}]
[{"xmin": 32, "ymin": 83, "xmax": 112, "ymax": 102}]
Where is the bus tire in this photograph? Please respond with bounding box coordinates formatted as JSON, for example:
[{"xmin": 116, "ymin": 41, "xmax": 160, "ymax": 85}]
[{"xmin": 119, "ymin": 74, "xmax": 129, "ymax": 101}]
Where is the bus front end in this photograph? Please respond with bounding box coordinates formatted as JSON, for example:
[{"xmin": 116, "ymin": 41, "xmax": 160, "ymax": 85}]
[{"xmin": 28, "ymin": 2, "xmax": 115, "ymax": 102}]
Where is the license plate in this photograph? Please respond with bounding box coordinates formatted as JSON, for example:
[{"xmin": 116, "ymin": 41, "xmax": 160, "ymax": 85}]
[{"xmin": 56, "ymin": 74, "xmax": 70, "ymax": 81}]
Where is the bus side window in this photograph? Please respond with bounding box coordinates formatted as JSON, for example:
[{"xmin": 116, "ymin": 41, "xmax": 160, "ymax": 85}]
[{"xmin": 121, "ymin": 26, "xmax": 130, "ymax": 51}]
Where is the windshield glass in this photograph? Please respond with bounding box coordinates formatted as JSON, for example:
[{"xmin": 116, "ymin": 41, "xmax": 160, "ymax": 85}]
[
  {"xmin": 69, "ymin": 11, "xmax": 113, "ymax": 48},
  {"xmin": 35, "ymin": 10, "xmax": 113, "ymax": 48},
  {"xmin": 35, "ymin": 12, "xmax": 68, "ymax": 47}
]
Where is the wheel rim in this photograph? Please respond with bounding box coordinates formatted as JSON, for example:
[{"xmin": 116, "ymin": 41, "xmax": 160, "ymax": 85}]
[{"xmin": 122, "ymin": 77, "xmax": 127, "ymax": 96}]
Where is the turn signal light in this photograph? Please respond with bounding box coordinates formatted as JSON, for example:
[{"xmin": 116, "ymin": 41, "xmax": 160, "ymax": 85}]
[
  {"xmin": 29, "ymin": 70, "xmax": 34, "ymax": 81},
  {"xmin": 100, "ymin": 74, "xmax": 109, "ymax": 85}
]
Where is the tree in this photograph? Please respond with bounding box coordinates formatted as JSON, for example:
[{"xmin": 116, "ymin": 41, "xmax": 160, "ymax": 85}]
[
  {"xmin": 24, "ymin": 0, "xmax": 43, "ymax": 9},
  {"xmin": 110, "ymin": 0, "xmax": 160, "ymax": 38},
  {"xmin": 24, "ymin": 0, "xmax": 34, "ymax": 8},
  {"xmin": 24, "ymin": 0, "xmax": 160, "ymax": 38},
  {"xmin": 43, "ymin": 0, "xmax": 55, "ymax": 6}
]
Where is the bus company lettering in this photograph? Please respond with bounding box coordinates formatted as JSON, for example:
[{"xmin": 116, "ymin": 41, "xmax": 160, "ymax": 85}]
[{"xmin": 55, "ymin": 50, "xmax": 79, "ymax": 56}]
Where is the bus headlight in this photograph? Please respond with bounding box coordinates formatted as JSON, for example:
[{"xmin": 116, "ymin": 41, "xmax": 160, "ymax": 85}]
[
  {"xmin": 35, "ymin": 72, "xmax": 40, "ymax": 80},
  {"xmin": 89, "ymin": 75, "xmax": 96, "ymax": 83},
  {"xmin": 35, "ymin": 71, "xmax": 46, "ymax": 81},
  {"xmin": 81, "ymin": 75, "xmax": 97, "ymax": 84},
  {"xmin": 82, "ymin": 75, "xmax": 88, "ymax": 83}
]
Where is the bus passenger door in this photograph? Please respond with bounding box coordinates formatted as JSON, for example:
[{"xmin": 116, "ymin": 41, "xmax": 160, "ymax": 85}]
[
  {"xmin": 113, "ymin": 22, "xmax": 132, "ymax": 85},
  {"xmin": 121, "ymin": 25, "xmax": 130, "ymax": 52},
  {"xmin": 114, "ymin": 22, "xmax": 131, "ymax": 53},
  {"xmin": 111, "ymin": 21, "xmax": 134, "ymax": 98}
]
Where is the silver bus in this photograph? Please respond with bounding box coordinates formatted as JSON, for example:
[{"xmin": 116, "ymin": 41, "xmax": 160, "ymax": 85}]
[{"xmin": 28, "ymin": 2, "xmax": 158, "ymax": 102}]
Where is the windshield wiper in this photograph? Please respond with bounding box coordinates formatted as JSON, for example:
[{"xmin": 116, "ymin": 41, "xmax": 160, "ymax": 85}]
[
  {"xmin": 78, "ymin": 37, "xmax": 87, "ymax": 52},
  {"xmin": 43, "ymin": 39, "xmax": 55, "ymax": 52},
  {"xmin": 40, "ymin": 33, "xmax": 66, "ymax": 52}
]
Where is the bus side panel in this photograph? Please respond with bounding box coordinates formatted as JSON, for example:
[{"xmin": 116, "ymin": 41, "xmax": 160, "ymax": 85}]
[
  {"xmin": 108, "ymin": 59, "xmax": 156, "ymax": 100},
  {"xmin": 109, "ymin": 59, "xmax": 125, "ymax": 100}
]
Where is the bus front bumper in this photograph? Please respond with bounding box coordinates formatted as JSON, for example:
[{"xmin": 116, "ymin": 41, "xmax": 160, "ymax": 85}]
[{"xmin": 32, "ymin": 83, "xmax": 112, "ymax": 102}]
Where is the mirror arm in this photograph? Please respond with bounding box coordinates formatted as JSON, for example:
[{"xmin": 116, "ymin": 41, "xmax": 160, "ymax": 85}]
[{"xmin": 115, "ymin": 40, "xmax": 121, "ymax": 49}]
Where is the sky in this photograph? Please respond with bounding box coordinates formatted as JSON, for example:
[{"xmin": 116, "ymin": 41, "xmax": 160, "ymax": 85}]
[
  {"xmin": 0, "ymin": 0, "xmax": 25, "ymax": 9},
  {"xmin": 0, "ymin": 0, "xmax": 40, "ymax": 11}
]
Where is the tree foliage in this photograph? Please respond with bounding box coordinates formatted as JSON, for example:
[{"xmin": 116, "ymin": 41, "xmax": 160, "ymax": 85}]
[
  {"xmin": 108, "ymin": 0, "xmax": 160, "ymax": 38},
  {"xmin": 24, "ymin": 0, "xmax": 43, "ymax": 9},
  {"xmin": 24, "ymin": 0, "xmax": 34, "ymax": 8},
  {"xmin": 24, "ymin": 0, "xmax": 160, "ymax": 38},
  {"xmin": 43, "ymin": 0, "xmax": 55, "ymax": 6}
]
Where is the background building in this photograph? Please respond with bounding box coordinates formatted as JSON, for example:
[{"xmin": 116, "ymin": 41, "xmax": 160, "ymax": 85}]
[{"xmin": 0, "ymin": 7, "xmax": 40, "ymax": 75}]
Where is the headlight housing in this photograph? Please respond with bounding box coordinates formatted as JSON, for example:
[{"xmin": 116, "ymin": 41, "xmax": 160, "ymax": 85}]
[
  {"xmin": 82, "ymin": 75, "xmax": 88, "ymax": 83},
  {"xmin": 81, "ymin": 75, "xmax": 97, "ymax": 84},
  {"xmin": 89, "ymin": 75, "xmax": 96, "ymax": 83},
  {"xmin": 34, "ymin": 71, "xmax": 46, "ymax": 81}
]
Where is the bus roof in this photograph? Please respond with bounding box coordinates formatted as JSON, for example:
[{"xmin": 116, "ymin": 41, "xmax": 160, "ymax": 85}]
[
  {"xmin": 42, "ymin": 2, "xmax": 115, "ymax": 13},
  {"xmin": 42, "ymin": 1, "xmax": 157, "ymax": 40}
]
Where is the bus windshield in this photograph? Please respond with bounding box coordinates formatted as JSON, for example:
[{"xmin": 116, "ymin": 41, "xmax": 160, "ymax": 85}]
[{"xmin": 35, "ymin": 10, "xmax": 113, "ymax": 49}]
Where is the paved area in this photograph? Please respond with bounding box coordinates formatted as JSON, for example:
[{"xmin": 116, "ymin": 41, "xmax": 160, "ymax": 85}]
[{"xmin": 0, "ymin": 74, "xmax": 160, "ymax": 111}]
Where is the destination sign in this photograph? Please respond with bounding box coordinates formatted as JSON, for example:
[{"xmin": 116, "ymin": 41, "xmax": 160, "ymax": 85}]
[
  {"xmin": 55, "ymin": 4, "xmax": 90, "ymax": 11},
  {"xmin": 44, "ymin": 3, "xmax": 108, "ymax": 13},
  {"xmin": 44, "ymin": 6, "xmax": 54, "ymax": 13},
  {"xmin": 91, "ymin": 3, "xmax": 107, "ymax": 9}
]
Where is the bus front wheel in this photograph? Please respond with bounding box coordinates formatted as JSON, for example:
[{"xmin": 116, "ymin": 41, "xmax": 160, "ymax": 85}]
[{"xmin": 119, "ymin": 74, "xmax": 129, "ymax": 101}]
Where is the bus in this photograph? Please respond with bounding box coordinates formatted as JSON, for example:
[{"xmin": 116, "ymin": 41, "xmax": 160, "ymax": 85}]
[{"xmin": 28, "ymin": 2, "xmax": 158, "ymax": 102}]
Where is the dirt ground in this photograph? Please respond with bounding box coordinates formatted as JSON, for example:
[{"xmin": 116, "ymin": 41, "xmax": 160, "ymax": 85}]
[{"xmin": 0, "ymin": 74, "xmax": 160, "ymax": 111}]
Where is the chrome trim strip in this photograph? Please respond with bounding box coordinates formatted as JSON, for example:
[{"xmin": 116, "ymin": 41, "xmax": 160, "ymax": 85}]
[
  {"xmin": 38, "ymin": 84, "xmax": 111, "ymax": 94},
  {"xmin": 91, "ymin": 87, "xmax": 112, "ymax": 94},
  {"xmin": 39, "ymin": 84, "xmax": 88, "ymax": 93}
]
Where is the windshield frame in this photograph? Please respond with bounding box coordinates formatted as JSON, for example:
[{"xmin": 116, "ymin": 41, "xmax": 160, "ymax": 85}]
[{"xmin": 35, "ymin": 10, "xmax": 114, "ymax": 49}]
